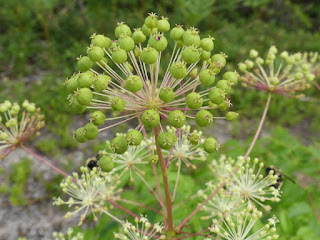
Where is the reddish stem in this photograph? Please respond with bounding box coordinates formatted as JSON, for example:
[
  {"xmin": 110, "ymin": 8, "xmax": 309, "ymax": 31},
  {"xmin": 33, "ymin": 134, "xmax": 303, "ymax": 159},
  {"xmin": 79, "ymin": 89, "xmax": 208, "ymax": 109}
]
[{"xmin": 108, "ymin": 199, "xmax": 140, "ymax": 219}]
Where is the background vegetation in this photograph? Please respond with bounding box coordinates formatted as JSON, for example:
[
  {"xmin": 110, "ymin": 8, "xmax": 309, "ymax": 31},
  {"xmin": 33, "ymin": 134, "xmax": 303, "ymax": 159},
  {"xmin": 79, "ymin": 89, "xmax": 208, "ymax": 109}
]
[{"xmin": 0, "ymin": 0, "xmax": 319, "ymax": 239}]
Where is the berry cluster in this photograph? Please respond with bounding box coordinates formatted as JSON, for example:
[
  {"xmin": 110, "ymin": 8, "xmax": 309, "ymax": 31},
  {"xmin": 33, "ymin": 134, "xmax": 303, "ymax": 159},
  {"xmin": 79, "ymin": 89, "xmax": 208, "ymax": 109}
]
[
  {"xmin": 0, "ymin": 100, "xmax": 45, "ymax": 160},
  {"xmin": 239, "ymin": 46, "xmax": 315, "ymax": 98}
]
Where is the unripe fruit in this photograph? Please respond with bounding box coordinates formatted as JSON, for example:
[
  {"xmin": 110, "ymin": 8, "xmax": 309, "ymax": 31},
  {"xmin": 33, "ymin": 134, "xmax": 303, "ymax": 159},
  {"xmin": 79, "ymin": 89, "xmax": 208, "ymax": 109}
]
[
  {"xmin": 203, "ymin": 137, "xmax": 218, "ymax": 153},
  {"xmin": 145, "ymin": 13, "xmax": 158, "ymax": 29},
  {"xmin": 148, "ymin": 34, "xmax": 168, "ymax": 52},
  {"xmin": 186, "ymin": 92, "xmax": 203, "ymax": 109},
  {"xmin": 142, "ymin": 24, "xmax": 157, "ymax": 36},
  {"xmin": 157, "ymin": 131, "xmax": 176, "ymax": 150},
  {"xmin": 112, "ymin": 47, "xmax": 127, "ymax": 64},
  {"xmin": 168, "ymin": 110, "xmax": 186, "ymax": 128},
  {"xmin": 195, "ymin": 109, "xmax": 213, "ymax": 127},
  {"xmin": 270, "ymin": 77, "xmax": 279, "ymax": 85},
  {"xmin": 223, "ymin": 71, "xmax": 239, "ymax": 85},
  {"xmin": 99, "ymin": 156, "xmax": 114, "ymax": 172},
  {"xmin": 117, "ymin": 35, "xmax": 135, "ymax": 52},
  {"xmin": 211, "ymin": 54, "xmax": 227, "ymax": 67},
  {"xmin": 90, "ymin": 111, "xmax": 106, "ymax": 125},
  {"xmin": 190, "ymin": 68, "xmax": 198, "ymax": 78},
  {"xmin": 159, "ymin": 87, "xmax": 175, "ymax": 103},
  {"xmin": 218, "ymin": 101, "xmax": 229, "ymax": 111},
  {"xmin": 209, "ymin": 88, "xmax": 225, "ymax": 105},
  {"xmin": 68, "ymin": 99, "xmax": 86, "ymax": 114},
  {"xmin": 199, "ymin": 69, "xmax": 215, "ymax": 85},
  {"xmin": 190, "ymin": 133, "xmax": 201, "ymax": 145},
  {"xmin": 83, "ymin": 122, "xmax": 99, "ymax": 140},
  {"xmin": 97, "ymin": 57, "xmax": 108, "ymax": 66},
  {"xmin": 87, "ymin": 46, "xmax": 104, "ymax": 62},
  {"xmin": 0, "ymin": 132, "xmax": 8, "ymax": 141},
  {"xmin": 170, "ymin": 26, "xmax": 185, "ymax": 41},
  {"xmin": 76, "ymin": 88, "xmax": 93, "ymax": 106},
  {"xmin": 200, "ymin": 37, "xmax": 214, "ymax": 52},
  {"xmin": 74, "ymin": 127, "xmax": 87, "ymax": 143},
  {"xmin": 245, "ymin": 60, "xmax": 254, "ymax": 69},
  {"xmin": 200, "ymin": 50, "xmax": 211, "ymax": 61},
  {"xmin": 134, "ymin": 46, "xmax": 141, "ymax": 57},
  {"xmin": 238, "ymin": 63, "xmax": 247, "ymax": 72},
  {"xmin": 125, "ymin": 75, "xmax": 143, "ymax": 92},
  {"xmin": 148, "ymin": 155, "xmax": 158, "ymax": 165},
  {"xmin": 226, "ymin": 112, "xmax": 239, "ymax": 121},
  {"xmin": 110, "ymin": 97, "xmax": 125, "ymax": 112},
  {"xmin": 65, "ymin": 75, "xmax": 79, "ymax": 92},
  {"xmin": 158, "ymin": 17, "xmax": 170, "ymax": 32},
  {"xmin": 249, "ymin": 49, "xmax": 259, "ymax": 58},
  {"xmin": 217, "ymin": 80, "xmax": 232, "ymax": 94},
  {"xmin": 26, "ymin": 104, "xmax": 35, "ymax": 112},
  {"xmin": 91, "ymin": 34, "xmax": 108, "ymax": 48},
  {"xmin": 78, "ymin": 71, "xmax": 94, "ymax": 88},
  {"xmin": 294, "ymin": 72, "xmax": 303, "ymax": 80},
  {"xmin": 126, "ymin": 129, "xmax": 143, "ymax": 146},
  {"xmin": 170, "ymin": 62, "xmax": 187, "ymax": 79},
  {"xmin": 182, "ymin": 46, "xmax": 200, "ymax": 63},
  {"xmin": 141, "ymin": 110, "xmax": 160, "ymax": 128},
  {"xmin": 77, "ymin": 56, "xmax": 93, "ymax": 72},
  {"xmin": 140, "ymin": 47, "xmax": 158, "ymax": 64},
  {"xmin": 182, "ymin": 28, "xmax": 200, "ymax": 46},
  {"xmin": 132, "ymin": 29, "xmax": 146, "ymax": 43},
  {"xmin": 280, "ymin": 51, "xmax": 289, "ymax": 59},
  {"xmin": 115, "ymin": 23, "xmax": 132, "ymax": 38},
  {"xmin": 111, "ymin": 136, "xmax": 128, "ymax": 154},
  {"xmin": 93, "ymin": 74, "xmax": 111, "ymax": 92}
]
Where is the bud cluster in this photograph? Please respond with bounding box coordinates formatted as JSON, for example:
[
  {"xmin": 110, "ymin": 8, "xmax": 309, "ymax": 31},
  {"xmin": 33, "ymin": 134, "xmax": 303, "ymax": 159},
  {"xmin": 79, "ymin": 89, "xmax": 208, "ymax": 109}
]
[
  {"xmin": 0, "ymin": 100, "xmax": 45, "ymax": 160},
  {"xmin": 52, "ymin": 228, "xmax": 84, "ymax": 240}
]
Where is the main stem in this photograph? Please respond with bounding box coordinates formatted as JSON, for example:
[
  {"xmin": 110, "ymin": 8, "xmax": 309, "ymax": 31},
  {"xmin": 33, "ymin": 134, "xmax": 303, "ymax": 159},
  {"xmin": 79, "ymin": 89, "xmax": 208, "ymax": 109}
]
[
  {"xmin": 177, "ymin": 93, "xmax": 272, "ymax": 231},
  {"xmin": 154, "ymin": 126, "xmax": 174, "ymax": 236}
]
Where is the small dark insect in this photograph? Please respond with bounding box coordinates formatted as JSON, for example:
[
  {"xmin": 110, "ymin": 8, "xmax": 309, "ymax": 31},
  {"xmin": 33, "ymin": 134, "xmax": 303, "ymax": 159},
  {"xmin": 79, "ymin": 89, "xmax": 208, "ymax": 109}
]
[
  {"xmin": 86, "ymin": 157, "xmax": 98, "ymax": 170},
  {"xmin": 266, "ymin": 165, "xmax": 296, "ymax": 189}
]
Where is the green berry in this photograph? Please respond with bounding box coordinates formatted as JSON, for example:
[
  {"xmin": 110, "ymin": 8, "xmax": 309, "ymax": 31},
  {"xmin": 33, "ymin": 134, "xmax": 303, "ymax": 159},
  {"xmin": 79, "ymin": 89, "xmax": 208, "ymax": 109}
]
[
  {"xmin": 74, "ymin": 127, "xmax": 87, "ymax": 143},
  {"xmin": 190, "ymin": 133, "xmax": 201, "ymax": 145},
  {"xmin": 200, "ymin": 37, "xmax": 214, "ymax": 52},
  {"xmin": 249, "ymin": 49, "xmax": 259, "ymax": 58},
  {"xmin": 132, "ymin": 28, "xmax": 146, "ymax": 43},
  {"xmin": 87, "ymin": 45, "xmax": 104, "ymax": 62},
  {"xmin": 170, "ymin": 26, "xmax": 185, "ymax": 41},
  {"xmin": 209, "ymin": 88, "xmax": 225, "ymax": 105},
  {"xmin": 76, "ymin": 88, "xmax": 93, "ymax": 106},
  {"xmin": 90, "ymin": 111, "xmax": 106, "ymax": 125},
  {"xmin": 112, "ymin": 47, "xmax": 127, "ymax": 64},
  {"xmin": 141, "ymin": 24, "xmax": 157, "ymax": 36},
  {"xmin": 110, "ymin": 97, "xmax": 125, "ymax": 112},
  {"xmin": 148, "ymin": 155, "xmax": 158, "ymax": 165},
  {"xmin": 148, "ymin": 34, "xmax": 168, "ymax": 52},
  {"xmin": 117, "ymin": 35, "xmax": 135, "ymax": 52},
  {"xmin": 159, "ymin": 87, "xmax": 175, "ymax": 103},
  {"xmin": 182, "ymin": 28, "xmax": 200, "ymax": 46},
  {"xmin": 93, "ymin": 74, "xmax": 111, "ymax": 92},
  {"xmin": 77, "ymin": 56, "xmax": 93, "ymax": 72},
  {"xmin": 186, "ymin": 92, "xmax": 203, "ymax": 109},
  {"xmin": 65, "ymin": 75, "xmax": 79, "ymax": 93},
  {"xmin": 0, "ymin": 132, "xmax": 8, "ymax": 141},
  {"xmin": 190, "ymin": 68, "xmax": 198, "ymax": 78},
  {"xmin": 226, "ymin": 112, "xmax": 239, "ymax": 121},
  {"xmin": 200, "ymin": 50, "xmax": 211, "ymax": 61},
  {"xmin": 124, "ymin": 62, "xmax": 134, "ymax": 72},
  {"xmin": 238, "ymin": 63, "xmax": 247, "ymax": 72},
  {"xmin": 218, "ymin": 101, "xmax": 229, "ymax": 111},
  {"xmin": 223, "ymin": 71, "xmax": 239, "ymax": 85},
  {"xmin": 157, "ymin": 17, "xmax": 170, "ymax": 32},
  {"xmin": 203, "ymin": 137, "xmax": 218, "ymax": 153},
  {"xmin": 217, "ymin": 80, "xmax": 232, "ymax": 94},
  {"xmin": 199, "ymin": 69, "xmax": 215, "ymax": 85},
  {"xmin": 140, "ymin": 47, "xmax": 158, "ymax": 64},
  {"xmin": 68, "ymin": 98, "xmax": 86, "ymax": 114},
  {"xmin": 134, "ymin": 46, "xmax": 141, "ymax": 57},
  {"xmin": 126, "ymin": 129, "xmax": 143, "ymax": 146},
  {"xmin": 182, "ymin": 46, "xmax": 200, "ymax": 63},
  {"xmin": 99, "ymin": 156, "xmax": 114, "ymax": 172},
  {"xmin": 170, "ymin": 62, "xmax": 187, "ymax": 79},
  {"xmin": 168, "ymin": 110, "xmax": 186, "ymax": 128},
  {"xmin": 211, "ymin": 54, "xmax": 227, "ymax": 67},
  {"xmin": 141, "ymin": 110, "xmax": 160, "ymax": 128},
  {"xmin": 78, "ymin": 71, "xmax": 94, "ymax": 88},
  {"xmin": 115, "ymin": 23, "xmax": 132, "ymax": 38},
  {"xmin": 145, "ymin": 13, "xmax": 158, "ymax": 29},
  {"xmin": 195, "ymin": 109, "xmax": 213, "ymax": 127},
  {"xmin": 111, "ymin": 136, "xmax": 128, "ymax": 154},
  {"xmin": 125, "ymin": 75, "xmax": 143, "ymax": 92},
  {"xmin": 157, "ymin": 131, "xmax": 176, "ymax": 150},
  {"xmin": 83, "ymin": 122, "xmax": 99, "ymax": 140},
  {"xmin": 91, "ymin": 34, "xmax": 108, "ymax": 48}
]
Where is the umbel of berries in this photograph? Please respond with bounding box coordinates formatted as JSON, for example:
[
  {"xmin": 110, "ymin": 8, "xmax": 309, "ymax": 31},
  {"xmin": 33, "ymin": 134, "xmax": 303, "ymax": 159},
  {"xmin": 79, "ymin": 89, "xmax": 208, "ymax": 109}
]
[{"xmin": 65, "ymin": 12, "xmax": 239, "ymax": 145}]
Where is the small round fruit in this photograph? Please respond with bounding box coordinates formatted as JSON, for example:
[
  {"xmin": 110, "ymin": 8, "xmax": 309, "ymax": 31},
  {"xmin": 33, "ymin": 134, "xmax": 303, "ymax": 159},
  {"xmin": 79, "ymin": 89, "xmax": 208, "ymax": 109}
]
[
  {"xmin": 209, "ymin": 88, "xmax": 225, "ymax": 105},
  {"xmin": 93, "ymin": 74, "xmax": 111, "ymax": 92},
  {"xmin": 78, "ymin": 71, "xmax": 94, "ymax": 88},
  {"xmin": 148, "ymin": 34, "xmax": 168, "ymax": 52},
  {"xmin": 126, "ymin": 129, "xmax": 143, "ymax": 146},
  {"xmin": 190, "ymin": 133, "xmax": 201, "ymax": 145},
  {"xmin": 211, "ymin": 54, "xmax": 227, "ymax": 67},
  {"xmin": 99, "ymin": 156, "xmax": 114, "ymax": 172},
  {"xmin": 65, "ymin": 75, "xmax": 79, "ymax": 93},
  {"xmin": 140, "ymin": 47, "xmax": 159, "ymax": 64},
  {"xmin": 125, "ymin": 75, "xmax": 143, "ymax": 93},
  {"xmin": 148, "ymin": 155, "xmax": 159, "ymax": 165},
  {"xmin": 182, "ymin": 46, "xmax": 200, "ymax": 63},
  {"xmin": 223, "ymin": 71, "xmax": 239, "ymax": 85},
  {"xmin": 87, "ymin": 46, "xmax": 104, "ymax": 62},
  {"xmin": 77, "ymin": 56, "xmax": 93, "ymax": 72},
  {"xmin": 91, "ymin": 34, "xmax": 108, "ymax": 48},
  {"xmin": 200, "ymin": 50, "xmax": 211, "ymax": 61},
  {"xmin": 226, "ymin": 112, "xmax": 239, "ymax": 121},
  {"xmin": 170, "ymin": 62, "xmax": 187, "ymax": 79},
  {"xmin": 218, "ymin": 101, "xmax": 229, "ymax": 111},
  {"xmin": 115, "ymin": 23, "xmax": 132, "ymax": 38},
  {"xmin": 112, "ymin": 47, "xmax": 127, "ymax": 64},
  {"xmin": 170, "ymin": 26, "xmax": 185, "ymax": 40},
  {"xmin": 203, "ymin": 137, "xmax": 218, "ymax": 153},
  {"xmin": 110, "ymin": 97, "xmax": 125, "ymax": 112},
  {"xmin": 90, "ymin": 111, "xmax": 106, "ymax": 125},
  {"xmin": 141, "ymin": 110, "xmax": 160, "ymax": 128},
  {"xmin": 168, "ymin": 110, "xmax": 186, "ymax": 128},
  {"xmin": 83, "ymin": 122, "xmax": 99, "ymax": 140},
  {"xmin": 68, "ymin": 99, "xmax": 86, "ymax": 114},
  {"xmin": 157, "ymin": 131, "xmax": 176, "ymax": 150},
  {"xmin": 199, "ymin": 69, "xmax": 215, "ymax": 85},
  {"xmin": 186, "ymin": 92, "xmax": 203, "ymax": 109},
  {"xmin": 195, "ymin": 110, "xmax": 213, "ymax": 127},
  {"xmin": 159, "ymin": 87, "xmax": 175, "ymax": 103},
  {"xmin": 111, "ymin": 136, "xmax": 128, "ymax": 154},
  {"xmin": 157, "ymin": 17, "xmax": 170, "ymax": 32},
  {"xmin": 117, "ymin": 35, "xmax": 135, "ymax": 52},
  {"xmin": 217, "ymin": 80, "xmax": 232, "ymax": 94},
  {"xmin": 141, "ymin": 24, "xmax": 157, "ymax": 36},
  {"xmin": 200, "ymin": 37, "xmax": 214, "ymax": 52},
  {"xmin": 182, "ymin": 28, "xmax": 200, "ymax": 46},
  {"xmin": 145, "ymin": 13, "xmax": 158, "ymax": 29},
  {"xmin": 76, "ymin": 88, "xmax": 93, "ymax": 106},
  {"xmin": 74, "ymin": 127, "xmax": 87, "ymax": 143},
  {"xmin": 132, "ymin": 28, "xmax": 146, "ymax": 43}
]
